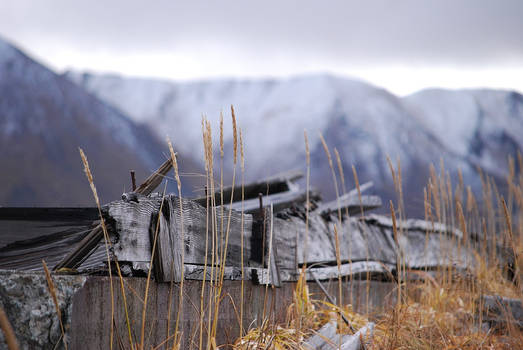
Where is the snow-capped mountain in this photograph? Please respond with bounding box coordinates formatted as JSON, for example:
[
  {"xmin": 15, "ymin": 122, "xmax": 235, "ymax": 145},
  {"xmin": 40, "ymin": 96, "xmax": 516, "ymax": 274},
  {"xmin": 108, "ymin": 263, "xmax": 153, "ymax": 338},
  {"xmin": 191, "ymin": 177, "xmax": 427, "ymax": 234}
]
[
  {"xmin": 65, "ymin": 71, "xmax": 522, "ymax": 215},
  {"xmin": 0, "ymin": 37, "xmax": 200, "ymax": 206},
  {"xmin": 404, "ymin": 89, "xmax": 523, "ymax": 179}
]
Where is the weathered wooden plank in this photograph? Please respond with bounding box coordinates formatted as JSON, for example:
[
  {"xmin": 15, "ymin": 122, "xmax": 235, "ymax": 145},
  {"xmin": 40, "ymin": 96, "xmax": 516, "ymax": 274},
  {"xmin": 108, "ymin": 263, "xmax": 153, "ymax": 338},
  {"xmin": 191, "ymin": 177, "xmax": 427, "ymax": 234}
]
[
  {"xmin": 150, "ymin": 204, "xmax": 182, "ymax": 282},
  {"xmin": 346, "ymin": 181, "xmax": 373, "ymax": 197},
  {"xmin": 303, "ymin": 317, "xmax": 374, "ymax": 350},
  {"xmin": 0, "ymin": 207, "xmax": 106, "ymax": 272},
  {"xmin": 0, "ymin": 207, "xmax": 98, "ymax": 222},
  {"xmin": 54, "ymin": 157, "xmax": 174, "ymax": 270},
  {"xmin": 107, "ymin": 195, "xmax": 254, "ymax": 280},
  {"xmin": 134, "ymin": 157, "xmax": 173, "ymax": 195},
  {"xmin": 193, "ymin": 169, "xmax": 303, "ymax": 206},
  {"xmin": 0, "ymin": 208, "xmax": 98, "ymax": 249},
  {"xmin": 366, "ymin": 214, "xmax": 464, "ymax": 239},
  {"xmin": 0, "ymin": 227, "xmax": 109, "ymax": 272},
  {"xmin": 303, "ymin": 321, "xmax": 355, "ymax": 350},
  {"xmin": 275, "ymin": 215, "xmax": 398, "ymax": 269},
  {"xmin": 318, "ymin": 195, "xmax": 382, "ymax": 217},
  {"xmin": 108, "ymin": 197, "xmax": 160, "ymax": 263},
  {"xmin": 167, "ymin": 196, "xmax": 253, "ymax": 267},
  {"xmin": 274, "ymin": 211, "xmax": 478, "ymax": 274},
  {"xmin": 267, "ymin": 208, "xmax": 282, "ymax": 287},
  {"xmin": 366, "ymin": 214, "xmax": 475, "ymax": 269},
  {"xmin": 226, "ymin": 188, "xmax": 315, "ymax": 214},
  {"xmin": 184, "ymin": 264, "xmax": 242, "ymax": 280},
  {"xmin": 341, "ymin": 323, "xmax": 374, "ymax": 350},
  {"xmin": 480, "ymin": 295, "xmax": 523, "ymax": 328},
  {"xmin": 396, "ymin": 227, "xmax": 474, "ymax": 269},
  {"xmin": 303, "ymin": 261, "xmax": 395, "ymax": 281}
]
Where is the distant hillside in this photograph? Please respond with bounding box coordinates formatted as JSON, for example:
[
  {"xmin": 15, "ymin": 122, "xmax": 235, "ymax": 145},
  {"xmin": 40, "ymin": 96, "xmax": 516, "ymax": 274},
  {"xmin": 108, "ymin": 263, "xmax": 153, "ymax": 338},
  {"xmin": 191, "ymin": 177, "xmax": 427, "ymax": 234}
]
[
  {"xmin": 0, "ymin": 37, "xmax": 201, "ymax": 206},
  {"xmin": 65, "ymin": 71, "xmax": 523, "ymax": 215}
]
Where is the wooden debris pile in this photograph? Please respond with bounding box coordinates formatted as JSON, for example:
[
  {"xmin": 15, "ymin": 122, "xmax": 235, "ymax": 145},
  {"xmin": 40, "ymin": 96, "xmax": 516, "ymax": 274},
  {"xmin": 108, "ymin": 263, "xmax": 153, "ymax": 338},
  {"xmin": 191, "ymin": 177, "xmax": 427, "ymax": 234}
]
[{"xmin": 0, "ymin": 158, "xmax": 482, "ymax": 286}]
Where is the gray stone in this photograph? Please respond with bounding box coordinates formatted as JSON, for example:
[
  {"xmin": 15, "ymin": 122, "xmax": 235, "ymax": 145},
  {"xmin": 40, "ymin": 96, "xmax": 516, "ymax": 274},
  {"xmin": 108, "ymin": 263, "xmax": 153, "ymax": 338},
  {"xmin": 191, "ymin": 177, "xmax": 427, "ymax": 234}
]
[{"xmin": 0, "ymin": 270, "xmax": 86, "ymax": 350}]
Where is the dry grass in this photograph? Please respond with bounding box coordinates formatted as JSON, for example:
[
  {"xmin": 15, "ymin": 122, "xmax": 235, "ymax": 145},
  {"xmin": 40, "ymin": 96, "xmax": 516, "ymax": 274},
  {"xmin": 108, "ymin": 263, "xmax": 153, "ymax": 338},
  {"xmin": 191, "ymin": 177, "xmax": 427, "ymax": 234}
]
[
  {"xmin": 231, "ymin": 146, "xmax": 523, "ymax": 349},
  {"xmin": 0, "ymin": 306, "xmax": 19, "ymax": 350}
]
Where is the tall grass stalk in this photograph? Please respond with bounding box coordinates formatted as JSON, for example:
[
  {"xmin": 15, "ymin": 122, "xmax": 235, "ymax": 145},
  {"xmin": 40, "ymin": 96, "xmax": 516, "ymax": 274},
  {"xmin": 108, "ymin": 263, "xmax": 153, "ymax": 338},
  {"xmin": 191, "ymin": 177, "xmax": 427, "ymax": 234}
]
[
  {"xmin": 211, "ymin": 106, "xmax": 238, "ymax": 343},
  {"xmin": 79, "ymin": 148, "xmax": 134, "ymax": 350},
  {"xmin": 0, "ymin": 306, "xmax": 19, "ymax": 350},
  {"xmin": 168, "ymin": 141, "xmax": 185, "ymax": 349},
  {"xmin": 42, "ymin": 260, "xmax": 67, "ymax": 350},
  {"xmin": 303, "ymin": 131, "xmax": 310, "ymax": 267},
  {"xmin": 318, "ymin": 133, "xmax": 344, "ymax": 306},
  {"xmin": 239, "ymin": 128, "xmax": 245, "ymax": 338}
]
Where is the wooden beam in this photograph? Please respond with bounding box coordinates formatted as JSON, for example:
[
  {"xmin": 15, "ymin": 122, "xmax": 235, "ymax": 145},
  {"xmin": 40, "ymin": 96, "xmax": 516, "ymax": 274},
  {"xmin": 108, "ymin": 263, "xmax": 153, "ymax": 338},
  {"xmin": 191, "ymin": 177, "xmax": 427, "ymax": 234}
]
[
  {"xmin": 226, "ymin": 188, "xmax": 318, "ymax": 214},
  {"xmin": 304, "ymin": 261, "xmax": 395, "ymax": 281},
  {"xmin": 150, "ymin": 205, "xmax": 182, "ymax": 282},
  {"xmin": 480, "ymin": 295, "xmax": 523, "ymax": 328},
  {"xmin": 193, "ymin": 169, "xmax": 303, "ymax": 206},
  {"xmin": 318, "ymin": 194, "xmax": 382, "ymax": 217}
]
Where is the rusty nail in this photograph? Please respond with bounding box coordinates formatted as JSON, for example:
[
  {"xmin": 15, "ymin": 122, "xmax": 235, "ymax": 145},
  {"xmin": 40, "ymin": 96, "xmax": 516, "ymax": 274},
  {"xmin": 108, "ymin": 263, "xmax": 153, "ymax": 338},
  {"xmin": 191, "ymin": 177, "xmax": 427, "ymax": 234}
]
[
  {"xmin": 130, "ymin": 170, "xmax": 137, "ymax": 191},
  {"xmin": 258, "ymin": 193, "xmax": 264, "ymax": 218}
]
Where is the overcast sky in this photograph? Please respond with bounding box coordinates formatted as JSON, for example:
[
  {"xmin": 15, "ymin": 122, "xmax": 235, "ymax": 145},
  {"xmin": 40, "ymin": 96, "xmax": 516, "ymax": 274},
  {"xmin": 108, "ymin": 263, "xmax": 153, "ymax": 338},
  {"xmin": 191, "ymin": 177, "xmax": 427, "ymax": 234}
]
[{"xmin": 1, "ymin": 0, "xmax": 522, "ymax": 95}]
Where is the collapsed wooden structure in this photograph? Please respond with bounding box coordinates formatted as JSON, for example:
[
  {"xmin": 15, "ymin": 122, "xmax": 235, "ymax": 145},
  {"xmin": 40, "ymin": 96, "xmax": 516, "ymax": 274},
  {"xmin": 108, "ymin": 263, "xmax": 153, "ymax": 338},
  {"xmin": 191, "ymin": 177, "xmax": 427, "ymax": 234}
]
[
  {"xmin": 1, "ymin": 157, "xmax": 521, "ymax": 349},
  {"xmin": 1, "ymin": 157, "xmax": 480, "ymax": 285}
]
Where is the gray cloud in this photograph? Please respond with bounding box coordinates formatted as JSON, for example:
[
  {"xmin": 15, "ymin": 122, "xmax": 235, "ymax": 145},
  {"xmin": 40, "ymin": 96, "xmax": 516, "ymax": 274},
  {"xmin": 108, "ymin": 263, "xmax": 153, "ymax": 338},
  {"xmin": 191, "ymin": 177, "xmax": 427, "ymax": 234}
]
[{"xmin": 1, "ymin": 0, "xmax": 522, "ymax": 66}]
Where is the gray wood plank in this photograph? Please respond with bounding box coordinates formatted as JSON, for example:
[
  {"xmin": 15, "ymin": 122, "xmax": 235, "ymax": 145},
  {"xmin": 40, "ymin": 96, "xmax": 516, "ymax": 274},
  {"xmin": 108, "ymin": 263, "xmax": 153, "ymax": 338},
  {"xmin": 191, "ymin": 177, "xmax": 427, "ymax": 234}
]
[
  {"xmin": 150, "ymin": 204, "xmax": 182, "ymax": 282},
  {"xmin": 106, "ymin": 195, "xmax": 254, "ymax": 281},
  {"xmin": 109, "ymin": 197, "xmax": 161, "ymax": 263},
  {"xmin": 481, "ymin": 295, "xmax": 523, "ymax": 328},
  {"xmin": 303, "ymin": 261, "xmax": 395, "ymax": 281},
  {"xmin": 226, "ymin": 188, "xmax": 315, "ymax": 214},
  {"xmin": 318, "ymin": 194, "xmax": 382, "ymax": 217},
  {"xmin": 193, "ymin": 169, "xmax": 303, "ymax": 206}
]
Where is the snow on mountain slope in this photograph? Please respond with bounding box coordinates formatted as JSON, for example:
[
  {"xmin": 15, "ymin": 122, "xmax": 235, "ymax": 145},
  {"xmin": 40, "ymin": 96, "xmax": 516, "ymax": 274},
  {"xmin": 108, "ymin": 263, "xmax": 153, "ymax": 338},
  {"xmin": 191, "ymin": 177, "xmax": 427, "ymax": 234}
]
[
  {"xmin": 66, "ymin": 71, "xmax": 523, "ymax": 214},
  {"xmin": 0, "ymin": 37, "xmax": 200, "ymax": 206},
  {"xmin": 404, "ymin": 89, "xmax": 523, "ymax": 178},
  {"xmin": 66, "ymin": 73, "xmax": 442, "ymax": 175}
]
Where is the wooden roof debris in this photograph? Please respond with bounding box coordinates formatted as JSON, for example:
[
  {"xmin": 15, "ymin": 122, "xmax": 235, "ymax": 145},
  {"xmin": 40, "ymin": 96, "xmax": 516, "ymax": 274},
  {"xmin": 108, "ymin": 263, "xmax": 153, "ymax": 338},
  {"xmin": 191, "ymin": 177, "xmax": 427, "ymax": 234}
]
[
  {"xmin": 193, "ymin": 168, "xmax": 303, "ymax": 206},
  {"xmin": 53, "ymin": 157, "xmax": 174, "ymax": 270},
  {"xmin": 0, "ymin": 167, "xmax": 501, "ymax": 289},
  {"xmin": 303, "ymin": 321, "xmax": 374, "ymax": 350},
  {"xmin": 317, "ymin": 181, "xmax": 382, "ymax": 217},
  {"xmin": 479, "ymin": 295, "xmax": 523, "ymax": 329},
  {"xmin": 0, "ymin": 208, "xmax": 105, "ymax": 271}
]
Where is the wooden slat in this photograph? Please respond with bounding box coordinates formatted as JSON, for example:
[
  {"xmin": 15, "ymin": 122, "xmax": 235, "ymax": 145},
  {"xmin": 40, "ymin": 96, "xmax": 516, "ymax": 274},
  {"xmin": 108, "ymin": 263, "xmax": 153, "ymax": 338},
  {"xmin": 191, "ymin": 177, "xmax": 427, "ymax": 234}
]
[
  {"xmin": 0, "ymin": 208, "xmax": 98, "ymax": 249},
  {"xmin": 108, "ymin": 197, "xmax": 161, "ymax": 263},
  {"xmin": 193, "ymin": 169, "xmax": 303, "ymax": 206},
  {"xmin": 227, "ymin": 188, "xmax": 316, "ymax": 214},
  {"xmin": 274, "ymin": 215, "xmax": 398, "ymax": 269},
  {"xmin": 302, "ymin": 261, "xmax": 395, "ymax": 281},
  {"xmin": 346, "ymin": 181, "xmax": 373, "ymax": 197},
  {"xmin": 303, "ymin": 321, "xmax": 356, "ymax": 350},
  {"xmin": 273, "ymin": 210, "xmax": 479, "ymax": 275},
  {"xmin": 0, "ymin": 207, "xmax": 98, "ymax": 222},
  {"xmin": 480, "ymin": 295, "xmax": 523, "ymax": 328},
  {"xmin": 150, "ymin": 200, "xmax": 183, "ymax": 282},
  {"xmin": 0, "ymin": 227, "xmax": 108, "ymax": 272},
  {"xmin": 318, "ymin": 194, "xmax": 382, "ymax": 217},
  {"xmin": 134, "ymin": 157, "xmax": 173, "ymax": 195},
  {"xmin": 106, "ymin": 194, "xmax": 254, "ymax": 280}
]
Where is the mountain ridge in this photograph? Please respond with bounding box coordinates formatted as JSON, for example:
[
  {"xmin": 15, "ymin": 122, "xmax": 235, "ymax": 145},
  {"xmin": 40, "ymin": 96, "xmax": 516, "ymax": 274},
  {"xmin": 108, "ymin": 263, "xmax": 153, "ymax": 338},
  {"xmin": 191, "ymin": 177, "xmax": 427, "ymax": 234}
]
[
  {"xmin": 0, "ymin": 36, "xmax": 201, "ymax": 206},
  {"xmin": 65, "ymin": 70, "xmax": 523, "ymax": 215}
]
